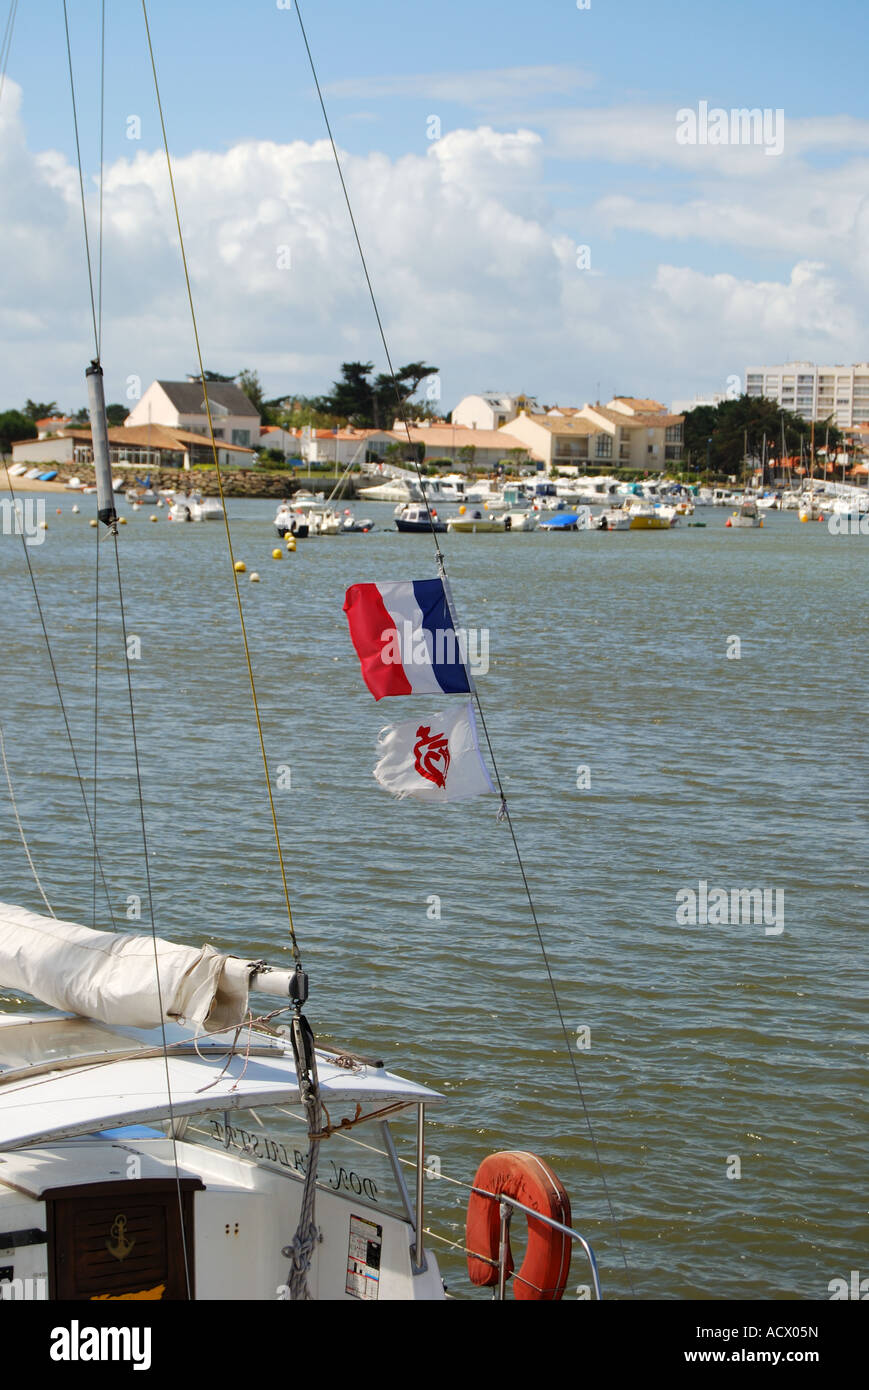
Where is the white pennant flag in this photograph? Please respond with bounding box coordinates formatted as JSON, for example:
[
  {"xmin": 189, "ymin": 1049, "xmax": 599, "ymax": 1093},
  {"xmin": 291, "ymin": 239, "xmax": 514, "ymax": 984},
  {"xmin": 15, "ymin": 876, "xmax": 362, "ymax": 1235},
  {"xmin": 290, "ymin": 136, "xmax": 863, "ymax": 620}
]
[{"xmin": 373, "ymin": 700, "xmax": 496, "ymax": 802}]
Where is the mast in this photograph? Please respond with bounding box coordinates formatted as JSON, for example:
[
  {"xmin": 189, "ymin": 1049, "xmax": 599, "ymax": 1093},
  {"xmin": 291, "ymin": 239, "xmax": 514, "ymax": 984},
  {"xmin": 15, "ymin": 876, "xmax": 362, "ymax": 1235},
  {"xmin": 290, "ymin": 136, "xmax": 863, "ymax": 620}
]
[{"xmin": 86, "ymin": 361, "xmax": 117, "ymax": 529}]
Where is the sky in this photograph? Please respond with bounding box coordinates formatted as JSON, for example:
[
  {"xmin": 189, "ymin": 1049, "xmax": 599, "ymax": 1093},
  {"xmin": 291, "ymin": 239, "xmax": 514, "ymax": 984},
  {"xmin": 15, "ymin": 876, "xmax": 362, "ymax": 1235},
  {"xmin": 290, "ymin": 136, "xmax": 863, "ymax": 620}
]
[{"xmin": 2, "ymin": 0, "xmax": 869, "ymax": 417}]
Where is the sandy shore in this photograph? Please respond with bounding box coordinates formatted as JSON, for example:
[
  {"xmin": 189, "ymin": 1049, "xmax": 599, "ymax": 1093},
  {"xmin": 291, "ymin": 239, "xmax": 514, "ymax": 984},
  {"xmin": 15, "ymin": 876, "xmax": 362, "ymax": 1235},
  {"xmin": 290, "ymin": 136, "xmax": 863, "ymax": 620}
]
[{"xmin": 1, "ymin": 467, "xmax": 71, "ymax": 494}]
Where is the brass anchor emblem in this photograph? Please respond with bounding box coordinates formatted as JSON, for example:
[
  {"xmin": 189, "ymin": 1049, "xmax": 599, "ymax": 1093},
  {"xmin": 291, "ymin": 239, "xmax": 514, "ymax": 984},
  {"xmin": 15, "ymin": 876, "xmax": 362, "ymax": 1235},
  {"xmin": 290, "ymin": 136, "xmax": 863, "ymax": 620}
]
[{"xmin": 106, "ymin": 1214, "xmax": 135, "ymax": 1262}]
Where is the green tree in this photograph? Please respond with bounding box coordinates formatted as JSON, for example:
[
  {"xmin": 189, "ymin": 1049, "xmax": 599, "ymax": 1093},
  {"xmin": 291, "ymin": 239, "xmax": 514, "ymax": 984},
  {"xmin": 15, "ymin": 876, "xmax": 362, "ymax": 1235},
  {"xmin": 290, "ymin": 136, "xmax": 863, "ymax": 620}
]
[
  {"xmin": 106, "ymin": 403, "xmax": 128, "ymax": 426},
  {"xmin": 237, "ymin": 368, "xmax": 265, "ymax": 418},
  {"xmin": 0, "ymin": 410, "xmax": 37, "ymax": 455},
  {"xmin": 318, "ymin": 360, "xmax": 438, "ymax": 428},
  {"xmin": 683, "ymin": 395, "xmax": 841, "ymax": 475},
  {"xmin": 23, "ymin": 399, "xmax": 58, "ymax": 421}
]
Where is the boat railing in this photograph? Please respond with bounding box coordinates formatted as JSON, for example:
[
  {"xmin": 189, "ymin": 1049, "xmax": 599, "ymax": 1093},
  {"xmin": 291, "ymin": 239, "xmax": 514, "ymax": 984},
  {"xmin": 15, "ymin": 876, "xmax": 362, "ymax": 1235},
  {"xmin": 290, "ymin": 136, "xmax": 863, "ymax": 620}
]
[{"xmin": 470, "ymin": 1185, "xmax": 602, "ymax": 1300}]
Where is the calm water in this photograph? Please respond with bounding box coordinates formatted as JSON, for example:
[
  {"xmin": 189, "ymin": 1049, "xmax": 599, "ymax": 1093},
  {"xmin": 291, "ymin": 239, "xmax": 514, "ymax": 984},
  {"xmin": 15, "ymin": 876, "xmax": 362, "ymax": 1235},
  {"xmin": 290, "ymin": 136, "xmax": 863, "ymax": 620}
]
[{"xmin": 1, "ymin": 496, "xmax": 866, "ymax": 1300}]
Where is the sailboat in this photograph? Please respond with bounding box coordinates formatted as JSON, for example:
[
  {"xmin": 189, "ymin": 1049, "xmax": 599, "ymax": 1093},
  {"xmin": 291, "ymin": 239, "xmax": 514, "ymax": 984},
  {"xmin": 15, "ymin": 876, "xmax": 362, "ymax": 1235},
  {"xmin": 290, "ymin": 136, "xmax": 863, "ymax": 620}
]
[{"xmin": 0, "ymin": 6, "xmax": 601, "ymax": 1305}]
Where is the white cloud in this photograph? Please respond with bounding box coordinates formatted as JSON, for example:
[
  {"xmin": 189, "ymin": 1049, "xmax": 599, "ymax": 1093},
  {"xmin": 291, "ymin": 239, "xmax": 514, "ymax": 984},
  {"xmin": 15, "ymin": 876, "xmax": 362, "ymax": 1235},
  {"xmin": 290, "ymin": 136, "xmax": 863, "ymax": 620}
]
[
  {"xmin": 2, "ymin": 73, "xmax": 869, "ymax": 413},
  {"xmin": 324, "ymin": 65, "xmax": 595, "ymax": 104}
]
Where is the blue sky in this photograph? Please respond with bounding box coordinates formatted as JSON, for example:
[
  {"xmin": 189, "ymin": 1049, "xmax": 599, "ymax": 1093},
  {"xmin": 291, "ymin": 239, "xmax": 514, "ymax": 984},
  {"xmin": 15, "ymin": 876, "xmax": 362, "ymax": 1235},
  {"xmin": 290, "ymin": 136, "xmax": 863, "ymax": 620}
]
[{"xmin": 2, "ymin": 0, "xmax": 869, "ymax": 413}]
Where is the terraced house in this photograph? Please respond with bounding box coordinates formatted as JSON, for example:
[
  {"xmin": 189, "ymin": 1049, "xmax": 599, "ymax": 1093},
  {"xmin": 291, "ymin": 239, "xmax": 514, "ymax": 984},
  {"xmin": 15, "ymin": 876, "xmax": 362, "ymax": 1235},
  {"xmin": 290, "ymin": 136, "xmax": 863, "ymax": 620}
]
[{"xmin": 500, "ymin": 397, "xmax": 684, "ymax": 473}]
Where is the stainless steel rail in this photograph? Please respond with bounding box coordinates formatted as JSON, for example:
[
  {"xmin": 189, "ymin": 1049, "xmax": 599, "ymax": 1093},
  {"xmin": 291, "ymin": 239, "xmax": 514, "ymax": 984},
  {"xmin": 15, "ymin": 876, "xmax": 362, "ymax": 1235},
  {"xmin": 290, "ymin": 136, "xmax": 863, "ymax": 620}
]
[{"xmin": 471, "ymin": 1186, "xmax": 602, "ymax": 1300}]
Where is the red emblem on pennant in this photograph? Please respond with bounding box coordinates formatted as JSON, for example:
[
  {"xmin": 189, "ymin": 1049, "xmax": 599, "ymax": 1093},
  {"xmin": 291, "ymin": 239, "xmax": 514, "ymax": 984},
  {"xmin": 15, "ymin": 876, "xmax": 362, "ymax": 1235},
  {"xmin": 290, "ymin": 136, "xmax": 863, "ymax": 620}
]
[{"xmin": 413, "ymin": 725, "xmax": 451, "ymax": 789}]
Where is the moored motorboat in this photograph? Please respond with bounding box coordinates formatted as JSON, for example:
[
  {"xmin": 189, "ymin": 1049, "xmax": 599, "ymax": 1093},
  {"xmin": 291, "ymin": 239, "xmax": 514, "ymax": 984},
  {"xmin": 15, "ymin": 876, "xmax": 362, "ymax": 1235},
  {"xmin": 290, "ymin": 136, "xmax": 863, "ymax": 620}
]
[
  {"xmin": 275, "ymin": 501, "xmax": 309, "ymax": 538},
  {"xmin": 726, "ymin": 498, "xmax": 762, "ymax": 528},
  {"xmin": 595, "ymin": 507, "xmax": 631, "ymax": 531},
  {"xmin": 446, "ymin": 509, "xmax": 506, "ymax": 533},
  {"xmin": 394, "ymin": 503, "xmax": 447, "ymax": 533},
  {"xmin": 502, "ymin": 509, "xmax": 538, "ymax": 532},
  {"xmin": 538, "ymin": 507, "xmax": 593, "ymax": 532}
]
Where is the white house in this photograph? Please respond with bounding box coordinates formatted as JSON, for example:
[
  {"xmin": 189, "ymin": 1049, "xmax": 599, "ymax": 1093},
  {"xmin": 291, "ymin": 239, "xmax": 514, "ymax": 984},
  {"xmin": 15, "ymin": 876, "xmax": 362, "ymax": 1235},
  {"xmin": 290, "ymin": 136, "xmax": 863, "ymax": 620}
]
[
  {"xmin": 450, "ymin": 393, "xmax": 534, "ymax": 431},
  {"xmin": 125, "ymin": 379, "xmax": 261, "ymax": 447}
]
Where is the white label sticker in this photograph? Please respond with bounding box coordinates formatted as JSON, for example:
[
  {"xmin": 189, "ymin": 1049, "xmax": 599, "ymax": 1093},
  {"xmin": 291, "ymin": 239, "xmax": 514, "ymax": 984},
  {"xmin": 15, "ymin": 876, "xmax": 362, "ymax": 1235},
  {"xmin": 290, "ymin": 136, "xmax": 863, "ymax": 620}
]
[{"xmin": 346, "ymin": 1214, "xmax": 382, "ymax": 1300}]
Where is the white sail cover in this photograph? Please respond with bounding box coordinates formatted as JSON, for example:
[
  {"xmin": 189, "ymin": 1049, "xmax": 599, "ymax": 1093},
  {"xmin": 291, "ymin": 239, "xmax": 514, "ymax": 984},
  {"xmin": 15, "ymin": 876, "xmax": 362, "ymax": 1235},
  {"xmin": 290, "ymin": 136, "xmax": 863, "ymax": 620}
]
[{"xmin": 0, "ymin": 901, "xmax": 255, "ymax": 1032}]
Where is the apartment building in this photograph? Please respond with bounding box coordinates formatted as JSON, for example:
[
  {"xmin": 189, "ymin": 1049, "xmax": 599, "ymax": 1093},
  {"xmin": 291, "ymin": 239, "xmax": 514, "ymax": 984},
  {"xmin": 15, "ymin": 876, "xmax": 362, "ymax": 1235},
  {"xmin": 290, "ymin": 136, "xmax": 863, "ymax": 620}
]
[{"xmin": 745, "ymin": 362, "xmax": 869, "ymax": 428}]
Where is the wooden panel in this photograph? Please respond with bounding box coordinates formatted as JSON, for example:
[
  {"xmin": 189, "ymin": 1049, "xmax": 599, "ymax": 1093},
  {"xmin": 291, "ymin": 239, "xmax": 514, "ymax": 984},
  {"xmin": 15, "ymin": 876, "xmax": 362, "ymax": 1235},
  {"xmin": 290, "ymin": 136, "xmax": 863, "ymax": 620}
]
[{"xmin": 47, "ymin": 1179, "xmax": 199, "ymax": 1301}]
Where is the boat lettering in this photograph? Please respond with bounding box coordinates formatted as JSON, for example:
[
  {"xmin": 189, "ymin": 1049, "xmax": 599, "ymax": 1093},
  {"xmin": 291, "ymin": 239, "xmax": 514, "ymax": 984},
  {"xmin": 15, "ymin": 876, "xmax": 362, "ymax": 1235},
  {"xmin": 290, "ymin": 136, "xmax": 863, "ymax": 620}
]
[
  {"xmin": 208, "ymin": 1119, "xmax": 298, "ymax": 1171},
  {"xmin": 207, "ymin": 1122, "xmax": 376, "ymax": 1197},
  {"xmin": 328, "ymin": 1161, "xmax": 378, "ymax": 1201}
]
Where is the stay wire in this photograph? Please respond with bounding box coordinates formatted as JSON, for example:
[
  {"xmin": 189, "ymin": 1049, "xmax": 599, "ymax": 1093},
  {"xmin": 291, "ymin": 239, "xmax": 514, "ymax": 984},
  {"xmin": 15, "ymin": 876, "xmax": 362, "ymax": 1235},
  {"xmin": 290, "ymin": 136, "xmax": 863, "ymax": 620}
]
[
  {"xmin": 97, "ymin": 0, "xmax": 105, "ymax": 356},
  {"xmin": 92, "ymin": 526, "xmax": 100, "ymax": 928},
  {"xmin": 7, "ymin": 475, "xmax": 117, "ymax": 929},
  {"xmin": 141, "ymin": 0, "xmax": 302, "ymax": 968},
  {"xmin": 0, "ymin": 720, "xmax": 55, "ymax": 917},
  {"xmin": 293, "ymin": 0, "xmax": 636, "ymax": 1295},
  {"xmin": 110, "ymin": 532, "xmax": 193, "ymax": 1299},
  {"xmin": 0, "ymin": 0, "xmax": 19, "ymax": 107},
  {"xmin": 61, "ymin": 0, "xmax": 99, "ymax": 359}
]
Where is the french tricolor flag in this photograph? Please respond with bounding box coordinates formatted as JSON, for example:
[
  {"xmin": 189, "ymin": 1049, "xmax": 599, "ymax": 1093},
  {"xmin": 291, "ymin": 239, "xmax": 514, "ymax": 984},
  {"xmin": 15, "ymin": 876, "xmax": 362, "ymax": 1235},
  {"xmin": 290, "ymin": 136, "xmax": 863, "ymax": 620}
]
[{"xmin": 343, "ymin": 579, "xmax": 471, "ymax": 700}]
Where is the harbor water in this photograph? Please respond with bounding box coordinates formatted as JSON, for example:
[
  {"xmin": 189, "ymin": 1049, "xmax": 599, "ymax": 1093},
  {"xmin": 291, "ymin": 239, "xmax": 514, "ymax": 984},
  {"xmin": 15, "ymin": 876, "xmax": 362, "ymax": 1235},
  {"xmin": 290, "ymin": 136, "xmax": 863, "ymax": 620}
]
[{"xmin": 0, "ymin": 498, "xmax": 865, "ymax": 1299}]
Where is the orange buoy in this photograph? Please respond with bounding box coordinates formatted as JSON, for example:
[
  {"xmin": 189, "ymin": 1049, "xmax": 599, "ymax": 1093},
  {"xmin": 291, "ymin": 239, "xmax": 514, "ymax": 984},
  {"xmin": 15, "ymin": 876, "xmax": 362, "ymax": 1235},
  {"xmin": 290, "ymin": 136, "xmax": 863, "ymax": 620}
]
[{"xmin": 466, "ymin": 1151, "xmax": 572, "ymax": 1300}]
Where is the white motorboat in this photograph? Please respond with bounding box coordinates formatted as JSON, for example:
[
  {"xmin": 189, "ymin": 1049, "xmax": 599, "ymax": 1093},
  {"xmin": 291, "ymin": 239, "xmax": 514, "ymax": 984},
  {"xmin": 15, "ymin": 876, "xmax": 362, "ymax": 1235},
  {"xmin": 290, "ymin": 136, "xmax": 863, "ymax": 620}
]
[
  {"xmin": 275, "ymin": 502, "xmax": 309, "ymax": 538},
  {"xmin": 502, "ymin": 509, "xmax": 539, "ymax": 532},
  {"xmin": 798, "ymin": 493, "xmax": 826, "ymax": 523},
  {"xmin": 357, "ymin": 479, "xmax": 418, "ymax": 503},
  {"xmin": 6, "ymin": 463, "xmax": 29, "ymax": 478},
  {"xmin": 304, "ymin": 506, "xmax": 342, "ymax": 535},
  {"xmin": 167, "ymin": 491, "xmax": 224, "ymax": 522},
  {"xmin": 338, "ymin": 508, "xmax": 375, "ymax": 533},
  {"xmin": 446, "ymin": 508, "xmax": 506, "ymax": 533},
  {"xmin": 727, "ymin": 499, "xmax": 762, "ymax": 528},
  {"xmin": 595, "ymin": 507, "xmax": 631, "ymax": 531}
]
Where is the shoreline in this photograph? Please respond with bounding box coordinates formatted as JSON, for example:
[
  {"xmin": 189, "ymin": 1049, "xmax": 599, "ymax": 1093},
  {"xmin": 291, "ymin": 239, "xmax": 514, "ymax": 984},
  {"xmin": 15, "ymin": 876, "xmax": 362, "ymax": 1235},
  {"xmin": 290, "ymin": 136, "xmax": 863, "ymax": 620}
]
[{"xmin": 1, "ymin": 468, "xmax": 70, "ymax": 494}]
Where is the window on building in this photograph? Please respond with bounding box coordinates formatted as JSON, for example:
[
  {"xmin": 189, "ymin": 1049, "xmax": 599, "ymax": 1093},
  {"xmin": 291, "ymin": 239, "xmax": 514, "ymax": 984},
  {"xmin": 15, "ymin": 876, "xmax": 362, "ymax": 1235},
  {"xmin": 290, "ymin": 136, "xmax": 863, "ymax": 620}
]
[
  {"xmin": 594, "ymin": 434, "xmax": 612, "ymax": 459},
  {"xmin": 231, "ymin": 429, "xmax": 250, "ymax": 446}
]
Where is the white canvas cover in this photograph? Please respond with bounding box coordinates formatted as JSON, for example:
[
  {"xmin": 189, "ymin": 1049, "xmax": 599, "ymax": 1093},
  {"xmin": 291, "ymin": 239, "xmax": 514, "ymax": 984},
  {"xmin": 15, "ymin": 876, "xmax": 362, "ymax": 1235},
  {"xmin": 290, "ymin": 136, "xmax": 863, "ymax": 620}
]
[{"xmin": 0, "ymin": 901, "xmax": 254, "ymax": 1032}]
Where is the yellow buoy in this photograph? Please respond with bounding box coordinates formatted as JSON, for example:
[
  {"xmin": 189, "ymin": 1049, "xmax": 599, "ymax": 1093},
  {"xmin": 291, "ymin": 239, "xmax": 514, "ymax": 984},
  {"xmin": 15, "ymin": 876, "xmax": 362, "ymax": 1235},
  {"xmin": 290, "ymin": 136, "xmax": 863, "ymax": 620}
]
[
  {"xmin": 118, "ymin": 516, "xmax": 127, "ymax": 524},
  {"xmin": 459, "ymin": 504, "xmax": 466, "ymax": 515},
  {"xmin": 285, "ymin": 536, "xmax": 297, "ymax": 552},
  {"xmin": 234, "ymin": 560, "xmax": 246, "ymax": 572},
  {"xmin": 272, "ymin": 548, "xmax": 283, "ymax": 560},
  {"xmin": 149, "ymin": 515, "xmax": 159, "ymax": 523},
  {"xmin": 89, "ymin": 518, "xmax": 98, "ymax": 528},
  {"xmin": 249, "ymin": 571, "xmax": 260, "ymax": 583}
]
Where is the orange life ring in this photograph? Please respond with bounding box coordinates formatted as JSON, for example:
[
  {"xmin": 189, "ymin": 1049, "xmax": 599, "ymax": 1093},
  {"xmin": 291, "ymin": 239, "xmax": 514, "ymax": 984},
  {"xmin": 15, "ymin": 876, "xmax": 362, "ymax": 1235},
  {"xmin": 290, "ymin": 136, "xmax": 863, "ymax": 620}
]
[{"xmin": 466, "ymin": 1150, "xmax": 572, "ymax": 1300}]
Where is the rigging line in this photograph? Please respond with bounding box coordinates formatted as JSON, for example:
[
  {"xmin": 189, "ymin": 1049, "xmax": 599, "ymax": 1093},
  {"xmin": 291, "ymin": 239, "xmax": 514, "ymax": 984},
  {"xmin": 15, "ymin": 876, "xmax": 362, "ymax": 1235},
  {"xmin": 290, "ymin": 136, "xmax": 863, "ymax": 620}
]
[
  {"xmin": 92, "ymin": 526, "xmax": 100, "ymax": 928},
  {"xmin": 0, "ymin": 0, "xmax": 19, "ymax": 107},
  {"xmin": 61, "ymin": 0, "xmax": 99, "ymax": 358},
  {"xmin": 109, "ymin": 532, "xmax": 192, "ymax": 1301},
  {"xmin": 97, "ymin": 0, "xmax": 105, "ymax": 357},
  {"xmin": 0, "ymin": 721, "xmax": 55, "ymax": 917},
  {"xmin": 6, "ymin": 475, "xmax": 117, "ymax": 929},
  {"xmin": 139, "ymin": 0, "xmax": 301, "ymax": 967},
  {"xmin": 292, "ymin": 1, "xmax": 636, "ymax": 1295}
]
